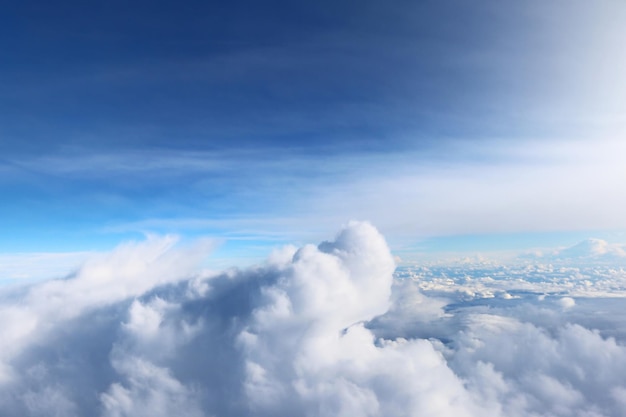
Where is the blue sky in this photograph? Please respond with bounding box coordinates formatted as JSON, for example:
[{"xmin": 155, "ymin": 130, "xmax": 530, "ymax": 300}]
[{"xmin": 1, "ymin": 0, "xmax": 625, "ymax": 265}]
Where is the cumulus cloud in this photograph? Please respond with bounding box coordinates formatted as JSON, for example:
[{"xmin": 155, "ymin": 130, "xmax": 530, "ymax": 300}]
[{"xmin": 0, "ymin": 222, "xmax": 625, "ymax": 416}]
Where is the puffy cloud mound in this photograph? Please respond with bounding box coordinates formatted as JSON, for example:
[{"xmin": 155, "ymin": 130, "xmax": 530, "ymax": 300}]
[{"xmin": 1, "ymin": 222, "xmax": 626, "ymax": 416}]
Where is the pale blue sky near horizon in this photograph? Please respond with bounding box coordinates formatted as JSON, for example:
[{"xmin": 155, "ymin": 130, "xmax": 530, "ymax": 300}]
[{"xmin": 1, "ymin": 0, "xmax": 625, "ymax": 268}]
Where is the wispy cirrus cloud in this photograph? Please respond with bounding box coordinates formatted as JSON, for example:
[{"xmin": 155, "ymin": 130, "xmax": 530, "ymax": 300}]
[
  {"xmin": 2, "ymin": 0, "xmax": 626, "ymax": 255},
  {"xmin": 54, "ymin": 137, "xmax": 624, "ymax": 246}
]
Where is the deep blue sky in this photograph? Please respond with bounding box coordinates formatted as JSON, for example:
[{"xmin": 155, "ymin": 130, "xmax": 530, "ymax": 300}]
[
  {"xmin": 1, "ymin": 0, "xmax": 625, "ymax": 260},
  {"xmin": 2, "ymin": 0, "xmax": 536, "ymax": 154}
]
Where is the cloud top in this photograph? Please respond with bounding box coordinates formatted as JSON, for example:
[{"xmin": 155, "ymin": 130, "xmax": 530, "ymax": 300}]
[{"xmin": 1, "ymin": 222, "xmax": 626, "ymax": 416}]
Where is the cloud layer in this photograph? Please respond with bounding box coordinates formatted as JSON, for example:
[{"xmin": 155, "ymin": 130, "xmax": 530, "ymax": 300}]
[{"xmin": 1, "ymin": 223, "xmax": 625, "ymax": 416}]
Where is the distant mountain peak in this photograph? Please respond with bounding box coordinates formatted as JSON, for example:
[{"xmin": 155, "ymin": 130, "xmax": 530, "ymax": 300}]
[
  {"xmin": 557, "ymin": 238, "xmax": 625, "ymax": 260},
  {"xmin": 520, "ymin": 238, "xmax": 626, "ymax": 262}
]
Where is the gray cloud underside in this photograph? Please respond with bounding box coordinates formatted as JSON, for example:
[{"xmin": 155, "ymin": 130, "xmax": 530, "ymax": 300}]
[{"xmin": 1, "ymin": 223, "xmax": 625, "ymax": 416}]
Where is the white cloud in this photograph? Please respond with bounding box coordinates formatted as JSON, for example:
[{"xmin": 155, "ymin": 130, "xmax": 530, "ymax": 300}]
[
  {"xmin": 0, "ymin": 251, "xmax": 94, "ymax": 285},
  {"xmin": 0, "ymin": 222, "xmax": 625, "ymax": 416},
  {"xmin": 0, "ymin": 235, "xmax": 214, "ymax": 381},
  {"xmin": 558, "ymin": 297, "xmax": 576, "ymax": 310},
  {"xmin": 87, "ymin": 136, "xmax": 626, "ymax": 248},
  {"xmin": 306, "ymin": 138, "xmax": 626, "ymax": 239},
  {"xmin": 449, "ymin": 318, "xmax": 626, "ymax": 417},
  {"xmin": 100, "ymin": 355, "xmax": 204, "ymax": 417}
]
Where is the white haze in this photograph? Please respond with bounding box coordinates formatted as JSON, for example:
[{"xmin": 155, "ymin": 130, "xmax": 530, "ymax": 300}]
[{"xmin": 1, "ymin": 222, "xmax": 626, "ymax": 416}]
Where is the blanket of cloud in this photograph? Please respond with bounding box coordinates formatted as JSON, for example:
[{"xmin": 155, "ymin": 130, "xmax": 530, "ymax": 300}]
[{"xmin": 1, "ymin": 223, "xmax": 626, "ymax": 417}]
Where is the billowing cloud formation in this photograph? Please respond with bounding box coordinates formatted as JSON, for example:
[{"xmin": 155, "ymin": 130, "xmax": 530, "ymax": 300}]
[{"xmin": 1, "ymin": 223, "xmax": 626, "ymax": 416}]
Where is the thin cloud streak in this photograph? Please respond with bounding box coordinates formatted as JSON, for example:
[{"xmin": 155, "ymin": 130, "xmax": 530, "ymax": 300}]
[
  {"xmin": 86, "ymin": 137, "xmax": 626, "ymax": 244},
  {"xmin": 308, "ymin": 137, "xmax": 626, "ymax": 236}
]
